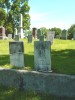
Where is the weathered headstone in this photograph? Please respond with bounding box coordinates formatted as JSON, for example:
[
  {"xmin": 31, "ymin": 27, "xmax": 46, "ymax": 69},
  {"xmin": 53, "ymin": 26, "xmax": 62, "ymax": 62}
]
[
  {"xmin": 47, "ymin": 31, "xmax": 55, "ymax": 44},
  {"xmin": 34, "ymin": 41, "xmax": 51, "ymax": 72},
  {"xmin": 9, "ymin": 42, "xmax": 24, "ymax": 67},
  {"xmin": 0, "ymin": 26, "xmax": 6, "ymax": 39},
  {"xmin": 37, "ymin": 29, "xmax": 41, "ymax": 39},
  {"xmin": 27, "ymin": 34, "xmax": 32, "ymax": 43},
  {"xmin": 39, "ymin": 35, "xmax": 44, "ymax": 41},
  {"xmin": 61, "ymin": 30, "xmax": 67, "ymax": 40},
  {"xmin": 32, "ymin": 28, "xmax": 37, "ymax": 38}
]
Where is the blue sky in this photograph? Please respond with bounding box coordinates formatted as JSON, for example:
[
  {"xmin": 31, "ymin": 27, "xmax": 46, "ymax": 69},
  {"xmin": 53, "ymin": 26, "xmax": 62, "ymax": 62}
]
[{"xmin": 29, "ymin": 0, "xmax": 75, "ymax": 29}]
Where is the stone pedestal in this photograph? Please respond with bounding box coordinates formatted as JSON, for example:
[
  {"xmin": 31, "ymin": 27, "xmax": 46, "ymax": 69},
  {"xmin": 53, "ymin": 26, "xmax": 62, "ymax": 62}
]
[
  {"xmin": 9, "ymin": 42, "xmax": 24, "ymax": 68},
  {"xmin": 34, "ymin": 41, "xmax": 51, "ymax": 72}
]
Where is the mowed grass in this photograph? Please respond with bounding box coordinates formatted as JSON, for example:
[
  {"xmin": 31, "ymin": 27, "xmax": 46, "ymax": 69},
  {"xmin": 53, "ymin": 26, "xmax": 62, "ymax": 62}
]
[
  {"xmin": 0, "ymin": 86, "xmax": 75, "ymax": 100},
  {"xmin": 0, "ymin": 38, "xmax": 75, "ymax": 74}
]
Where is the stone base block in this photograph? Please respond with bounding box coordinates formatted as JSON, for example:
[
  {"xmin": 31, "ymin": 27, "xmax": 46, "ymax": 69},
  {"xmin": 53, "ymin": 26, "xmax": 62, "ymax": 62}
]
[{"xmin": 10, "ymin": 53, "xmax": 24, "ymax": 67}]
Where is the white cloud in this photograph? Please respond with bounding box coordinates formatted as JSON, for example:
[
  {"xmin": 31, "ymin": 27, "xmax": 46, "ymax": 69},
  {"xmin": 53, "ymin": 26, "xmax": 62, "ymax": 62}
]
[{"xmin": 29, "ymin": 11, "xmax": 75, "ymax": 29}]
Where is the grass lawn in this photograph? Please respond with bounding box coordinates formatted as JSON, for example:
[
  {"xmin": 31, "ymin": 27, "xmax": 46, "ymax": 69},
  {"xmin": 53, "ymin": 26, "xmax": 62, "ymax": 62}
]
[
  {"xmin": 0, "ymin": 86, "xmax": 75, "ymax": 100},
  {"xmin": 0, "ymin": 38, "xmax": 75, "ymax": 74}
]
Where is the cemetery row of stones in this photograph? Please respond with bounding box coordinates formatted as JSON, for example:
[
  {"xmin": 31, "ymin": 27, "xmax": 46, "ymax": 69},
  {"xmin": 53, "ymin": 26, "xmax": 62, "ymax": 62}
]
[
  {"xmin": 9, "ymin": 30, "xmax": 55, "ymax": 71},
  {"xmin": 0, "ymin": 29, "xmax": 75, "ymax": 97},
  {"xmin": 1, "ymin": 26, "xmax": 75, "ymax": 40}
]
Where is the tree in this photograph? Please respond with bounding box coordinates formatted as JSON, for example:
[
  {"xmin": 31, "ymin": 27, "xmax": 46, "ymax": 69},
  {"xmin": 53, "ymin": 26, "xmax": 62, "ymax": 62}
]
[
  {"xmin": 68, "ymin": 24, "xmax": 75, "ymax": 39},
  {"xmin": 0, "ymin": 0, "xmax": 30, "ymax": 35},
  {"xmin": 0, "ymin": 8, "xmax": 7, "ymax": 26},
  {"xmin": 40, "ymin": 27, "xmax": 48, "ymax": 38}
]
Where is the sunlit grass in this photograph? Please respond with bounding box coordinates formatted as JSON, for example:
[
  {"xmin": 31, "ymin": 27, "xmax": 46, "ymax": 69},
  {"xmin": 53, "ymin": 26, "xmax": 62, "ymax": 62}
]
[{"xmin": 0, "ymin": 38, "xmax": 75, "ymax": 74}]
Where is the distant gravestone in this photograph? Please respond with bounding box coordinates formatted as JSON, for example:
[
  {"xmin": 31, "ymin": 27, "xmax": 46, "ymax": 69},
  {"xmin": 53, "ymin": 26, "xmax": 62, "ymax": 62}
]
[
  {"xmin": 73, "ymin": 32, "xmax": 75, "ymax": 40},
  {"xmin": 14, "ymin": 35, "xmax": 19, "ymax": 41},
  {"xmin": 27, "ymin": 34, "xmax": 32, "ymax": 43},
  {"xmin": 37, "ymin": 29, "xmax": 41, "ymax": 39},
  {"xmin": 0, "ymin": 26, "xmax": 6, "ymax": 39},
  {"xmin": 34, "ymin": 41, "xmax": 51, "ymax": 72},
  {"xmin": 32, "ymin": 28, "xmax": 37, "ymax": 38},
  {"xmin": 47, "ymin": 31, "xmax": 55, "ymax": 44},
  {"xmin": 39, "ymin": 35, "xmax": 44, "ymax": 41},
  {"xmin": 9, "ymin": 42, "xmax": 24, "ymax": 68},
  {"xmin": 61, "ymin": 30, "xmax": 67, "ymax": 40},
  {"xmin": 8, "ymin": 34, "xmax": 12, "ymax": 39}
]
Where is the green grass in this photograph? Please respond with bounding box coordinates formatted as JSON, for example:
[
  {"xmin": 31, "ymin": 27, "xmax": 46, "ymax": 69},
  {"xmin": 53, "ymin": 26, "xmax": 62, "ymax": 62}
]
[
  {"xmin": 0, "ymin": 39, "xmax": 75, "ymax": 74},
  {"xmin": 0, "ymin": 86, "xmax": 75, "ymax": 100}
]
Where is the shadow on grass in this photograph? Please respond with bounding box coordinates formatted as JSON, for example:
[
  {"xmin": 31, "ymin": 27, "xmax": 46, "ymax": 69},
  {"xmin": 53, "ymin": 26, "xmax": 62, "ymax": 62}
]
[
  {"xmin": 0, "ymin": 49, "xmax": 75, "ymax": 74},
  {"xmin": 0, "ymin": 55, "xmax": 10, "ymax": 66},
  {"xmin": 24, "ymin": 54, "xmax": 34, "ymax": 70},
  {"xmin": 51, "ymin": 49, "xmax": 75, "ymax": 74},
  {"xmin": 0, "ymin": 86, "xmax": 75, "ymax": 100}
]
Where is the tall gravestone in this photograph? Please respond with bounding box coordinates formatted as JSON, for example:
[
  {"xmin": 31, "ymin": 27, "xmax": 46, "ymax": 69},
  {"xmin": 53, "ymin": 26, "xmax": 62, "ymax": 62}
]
[
  {"xmin": 47, "ymin": 31, "xmax": 55, "ymax": 45},
  {"xmin": 34, "ymin": 41, "xmax": 51, "ymax": 72},
  {"xmin": 61, "ymin": 30, "xmax": 67, "ymax": 40},
  {"xmin": 18, "ymin": 14, "xmax": 24, "ymax": 38},
  {"xmin": 14, "ymin": 28, "xmax": 17, "ymax": 36},
  {"xmin": 0, "ymin": 26, "xmax": 6, "ymax": 39},
  {"xmin": 9, "ymin": 41, "xmax": 24, "ymax": 67},
  {"xmin": 32, "ymin": 28, "xmax": 37, "ymax": 38}
]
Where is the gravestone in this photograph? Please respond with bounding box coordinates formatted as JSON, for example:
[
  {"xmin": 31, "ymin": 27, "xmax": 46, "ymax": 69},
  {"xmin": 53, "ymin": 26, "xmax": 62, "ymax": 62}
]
[
  {"xmin": 8, "ymin": 34, "xmax": 12, "ymax": 39},
  {"xmin": 61, "ymin": 30, "xmax": 67, "ymax": 40},
  {"xmin": 0, "ymin": 26, "xmax": 6, "ymax": 39},
  {"xmin": 73, "ymin": 32, "xmax": 75, "ymax": 40},
  {"xmin": 32, "ymin": 28, "xmax": 37, "ymax": 38},
  {"xmin": 9, "ymin": 42, "xmax": 24, "ymax": 67},
  {"xmin": 47, "ymin": 31, "xmax": 55, "ymax": 44},
  {"xmin": 37, "ymin": 29, "xmax": 41, "ymax": 39},
  {"xmin": 39, "ymin": 35, "xmax": 44, "ymax": 41},
  {"xmin": 27, "ymin": 34, "xmax": 32, "ymax": 43},
  {"xmin": 14, "ymin": 35, "xmax": 19, "ymax": 41},
  {"xmin": 34, "ymin": 41, "xmax": 51, "ymax": 72},
  {"xmin": 18, "ymin": 14, "xmax": 24, "ymax": 38}
]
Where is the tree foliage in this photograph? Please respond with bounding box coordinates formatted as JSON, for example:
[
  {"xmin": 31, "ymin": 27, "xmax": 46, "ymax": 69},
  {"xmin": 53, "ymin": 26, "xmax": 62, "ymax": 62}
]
[
  {"xmin": 0, "ymin": 8, "xmax": 6, "ymax": 26},
  {"xmin": 0, "ymin": 0, "xmax": 30, "ymax": 35},
  {"xmin": 68, "ymin": 24, "xmax": 75, "ymax": 39},
  {"xmin": 40, "ymin": 27, "xmax": 48, "ymax": 38},
  {"xmin": 50, "ymin": 27, "xmax": 61, "ymax": 37}
]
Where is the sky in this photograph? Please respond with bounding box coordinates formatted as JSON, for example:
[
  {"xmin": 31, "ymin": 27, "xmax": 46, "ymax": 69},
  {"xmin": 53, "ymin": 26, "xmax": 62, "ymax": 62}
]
[{"xmin": 29, "ymin": 0, "xmax": 75, "ymax": 29}]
